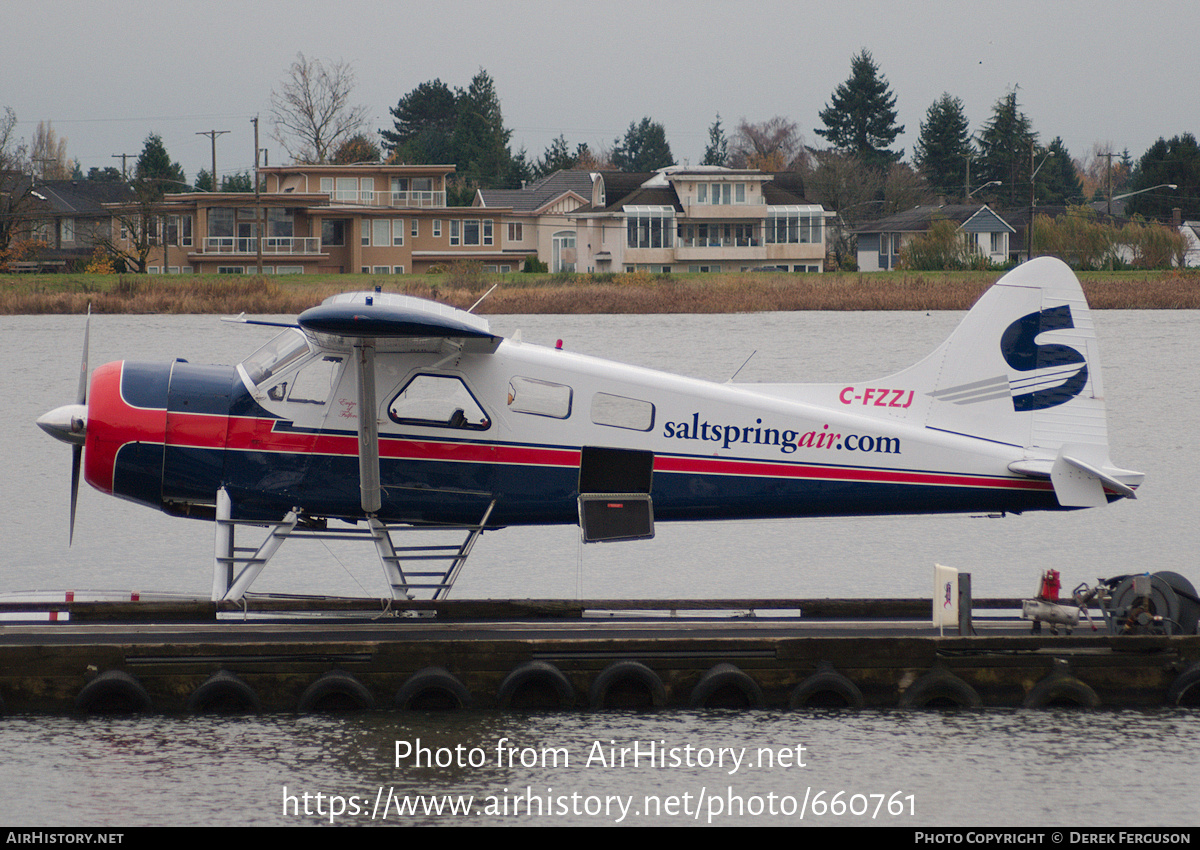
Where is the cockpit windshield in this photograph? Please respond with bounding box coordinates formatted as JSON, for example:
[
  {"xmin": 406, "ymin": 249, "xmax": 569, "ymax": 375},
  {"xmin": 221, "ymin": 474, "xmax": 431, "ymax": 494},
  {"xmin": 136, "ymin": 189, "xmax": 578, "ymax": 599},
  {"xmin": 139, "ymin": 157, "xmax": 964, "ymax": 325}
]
[{"xmin": 240, "ymin": 329, "xmax": 311, "ymax": 386}]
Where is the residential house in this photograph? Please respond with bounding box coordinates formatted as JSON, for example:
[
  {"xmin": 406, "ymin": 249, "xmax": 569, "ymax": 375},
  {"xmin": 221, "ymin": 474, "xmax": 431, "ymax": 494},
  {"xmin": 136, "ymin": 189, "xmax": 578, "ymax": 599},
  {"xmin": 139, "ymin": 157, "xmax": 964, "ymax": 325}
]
[
  {"xmin": 474, "ymin": 170, "xmax": 594, "ymax": 272},
  {"xmin": 1179, "ymin": 220, "xmax": 1200, "ymax": 267},
  {"xmin": 129, "ymin": 164, "xmax": 519, "ymax": 274},
  {"xmin": 855, "ymin": 204, "xmax": 1014, "ymax": 271},
  {"xmin": 13, "ymin": 178, "xmax": 135, "ymax": 270},
  {"xmin": 568, "ymin": 166, "xmax": 828, "ymax": 274}
]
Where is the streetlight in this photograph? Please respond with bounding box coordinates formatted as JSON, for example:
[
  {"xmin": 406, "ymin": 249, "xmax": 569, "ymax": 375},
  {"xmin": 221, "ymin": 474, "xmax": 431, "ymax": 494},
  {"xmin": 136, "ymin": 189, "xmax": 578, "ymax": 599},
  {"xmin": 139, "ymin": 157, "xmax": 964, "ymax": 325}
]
[
  {"xmin": 967, "ymin": 180, "xmax": 1001, "ymax": 200},
  {"xmin": 1108, "ymin": 183, "xmax": 1176, "ymax": 217},
  {"xmin": 1112, "ymin": 183, "xmax": 1177, "ymax": 202}
]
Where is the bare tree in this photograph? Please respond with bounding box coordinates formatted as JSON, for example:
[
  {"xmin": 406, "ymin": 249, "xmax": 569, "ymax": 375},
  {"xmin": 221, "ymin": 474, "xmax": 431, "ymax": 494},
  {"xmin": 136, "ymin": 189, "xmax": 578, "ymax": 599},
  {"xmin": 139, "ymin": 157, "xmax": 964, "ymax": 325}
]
[
  {"xmin": 31, "ymin": 121, "xmax": 74, "ymax": 179},
  {"xmin": 729, "ymin": 117, "xmax": 807, "ymax": 172},
  {"xmin": 0, "ymin": 107, "xmax": 36, "ymax": 264},
  {"xmin": 882, "ymin": 162, "xmax": 934, "ymax": 215},
  {"xmin": 803, "ymin": 149, "xmax": 883, "ymax": 222},
  {"xmin": 270, "ymin": 52, "xmax": 368, "ymax": 164}
]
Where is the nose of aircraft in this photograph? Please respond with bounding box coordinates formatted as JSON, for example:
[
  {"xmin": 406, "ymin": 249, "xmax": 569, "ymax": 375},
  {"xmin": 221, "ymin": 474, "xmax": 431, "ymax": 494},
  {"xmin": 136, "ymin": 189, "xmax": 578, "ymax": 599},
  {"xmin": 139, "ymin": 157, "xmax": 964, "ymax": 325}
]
[{"xmin": 36, "ymin": 403, "xmax": 88, "ymax": 446}]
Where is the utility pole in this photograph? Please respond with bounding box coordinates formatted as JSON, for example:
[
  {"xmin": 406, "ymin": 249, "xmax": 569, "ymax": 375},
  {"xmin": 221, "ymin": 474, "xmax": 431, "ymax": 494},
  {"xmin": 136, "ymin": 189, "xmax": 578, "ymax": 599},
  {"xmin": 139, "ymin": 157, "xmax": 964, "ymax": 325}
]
[
  {"xmin": 1099, "ymin": 150, "xmax": 1116, "ymax": 216},
  {"xmin": 252, "ymin": 116, "xmax": 262, "ymax": 274},
  {"xmin": 1027, "ymin": 141, "xmax": 1036, "ymax": 261},
  {"xmin": 196, "ymin": 129, "xmax": 229, "ymax": 192},
  {"xmin": 112, "ymin": 153, "xmax": 134, "ymax": 179}
]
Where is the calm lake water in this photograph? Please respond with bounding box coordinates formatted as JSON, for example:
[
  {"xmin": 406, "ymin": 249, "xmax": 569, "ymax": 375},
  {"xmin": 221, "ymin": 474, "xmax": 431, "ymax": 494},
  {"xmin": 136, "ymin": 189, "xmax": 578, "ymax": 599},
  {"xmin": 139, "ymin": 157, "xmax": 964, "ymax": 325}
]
[{"xmin": 1, "ymin": 308, "xmax": 1197, "ymax": 826}]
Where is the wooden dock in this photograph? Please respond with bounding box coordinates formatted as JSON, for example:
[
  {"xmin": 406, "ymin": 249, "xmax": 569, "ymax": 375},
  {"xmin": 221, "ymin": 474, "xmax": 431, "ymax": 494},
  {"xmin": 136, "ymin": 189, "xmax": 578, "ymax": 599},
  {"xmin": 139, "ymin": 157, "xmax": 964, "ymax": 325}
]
[{"xmin": 1, "ymin": 597, "xmax": 1198, "ymax": 714}]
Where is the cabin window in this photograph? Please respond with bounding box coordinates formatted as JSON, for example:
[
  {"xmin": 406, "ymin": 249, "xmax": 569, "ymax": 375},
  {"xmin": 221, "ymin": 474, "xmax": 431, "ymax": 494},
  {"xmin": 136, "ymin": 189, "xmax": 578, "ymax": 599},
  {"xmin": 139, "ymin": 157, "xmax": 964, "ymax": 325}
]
[
  {"xmin": 241, "ymin": 329, "xmax": 311, "ymax": 386},
  {"xmin": 508, "ymin": 377, "xmax": 572, "ymax": 419},
  {"xmin": 591, "ymin": 393, "xmax": 654, "ymax": 432},
  {"xmin": 388, "ymin": 374, "xmax": 490, "ymax": 430}
]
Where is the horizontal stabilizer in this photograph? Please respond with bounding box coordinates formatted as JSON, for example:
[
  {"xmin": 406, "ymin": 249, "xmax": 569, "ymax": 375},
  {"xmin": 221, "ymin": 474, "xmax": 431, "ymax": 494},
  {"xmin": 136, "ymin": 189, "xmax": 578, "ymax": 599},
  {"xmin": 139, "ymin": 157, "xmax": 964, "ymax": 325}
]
[{"xmin": 1045, "ymin": 444, "xmax": 1139, "ymax": 507}]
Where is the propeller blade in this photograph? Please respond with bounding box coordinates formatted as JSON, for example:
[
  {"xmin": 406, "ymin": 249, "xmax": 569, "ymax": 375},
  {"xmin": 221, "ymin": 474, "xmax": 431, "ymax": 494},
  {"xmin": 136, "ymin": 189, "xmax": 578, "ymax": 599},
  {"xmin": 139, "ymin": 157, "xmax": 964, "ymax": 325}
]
[
  {"xmin": 70, "ymin": 444, "xmax": 82, "ymax": 546},
  {"xmin": 72, "ymin": 308, "xmax": 90, "ymax": 544},
  {"xmin": 77, "ymin": 306, "xmax": 90, "ymax": 405}
]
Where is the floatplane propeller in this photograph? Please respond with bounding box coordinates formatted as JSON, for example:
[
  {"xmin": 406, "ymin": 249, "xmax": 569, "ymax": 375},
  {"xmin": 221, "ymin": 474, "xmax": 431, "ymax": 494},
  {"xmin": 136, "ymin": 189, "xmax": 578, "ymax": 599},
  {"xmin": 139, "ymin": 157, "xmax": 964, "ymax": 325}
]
[{"xmin": 36, "ymin": 308, "xmax": 90, "ymax": 545}]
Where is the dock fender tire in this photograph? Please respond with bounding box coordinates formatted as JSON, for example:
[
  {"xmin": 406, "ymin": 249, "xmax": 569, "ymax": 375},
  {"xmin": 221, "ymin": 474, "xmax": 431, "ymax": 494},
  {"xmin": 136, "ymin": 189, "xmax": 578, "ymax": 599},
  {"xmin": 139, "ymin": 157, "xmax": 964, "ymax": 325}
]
[
  {"xmin": 187, "ymin": 670, "xmax": 261, "ymax": 713},
  {"xmin": 789, "ymin": 663, "xmax": 864, "ymax": 709},
  {"xmin": 1166, "ymin": 662, "xmax": 1200, "ymax": 706},
  {"xmin": 589, "ymin": 661, "xmax": 667, "ymax": 709},
  {"xmin": 394, "ymin": 667, "xmax": 472, "ymax": 710},
  {"xmin": 297, "ymin": 670, "xmax": 375, "ymax": 712},
  {"xmin": 497, "ymin": 661, "xmax": 575, "ymax": 710},
  {"xmin": 899, "ymin": 668, "xmax": 981, "ymax": 709},
  {"xmin": 1022, "ymin": 671, "xmax": 1100, "ymax": 708},
  {"xmin": 688, "ymin": 663, "xmax": 764, "ymax": 709},
  {"xmin": 75, "ymin": 670, "xmax": 152, "ymax": 714}
]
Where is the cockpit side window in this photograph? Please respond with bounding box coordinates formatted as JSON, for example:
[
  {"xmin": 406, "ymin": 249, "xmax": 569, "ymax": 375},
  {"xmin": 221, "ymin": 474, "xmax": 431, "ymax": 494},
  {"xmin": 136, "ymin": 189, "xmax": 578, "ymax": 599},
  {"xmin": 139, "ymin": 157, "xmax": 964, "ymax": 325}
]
[
  {"xmin": 286, "ymin": 355, "xmax": 344, "ymax": 404},
  {"xmin": 388, "ymin": 374, "xmax": 490, "ymax": 430}
]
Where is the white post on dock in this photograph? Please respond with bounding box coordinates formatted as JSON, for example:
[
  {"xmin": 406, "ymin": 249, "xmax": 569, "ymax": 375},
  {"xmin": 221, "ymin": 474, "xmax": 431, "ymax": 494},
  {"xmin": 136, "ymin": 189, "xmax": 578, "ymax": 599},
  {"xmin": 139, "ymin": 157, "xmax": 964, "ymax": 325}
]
[{"xmin": 933, "ymin": 563, "xmax": 958, "ymax": 636}]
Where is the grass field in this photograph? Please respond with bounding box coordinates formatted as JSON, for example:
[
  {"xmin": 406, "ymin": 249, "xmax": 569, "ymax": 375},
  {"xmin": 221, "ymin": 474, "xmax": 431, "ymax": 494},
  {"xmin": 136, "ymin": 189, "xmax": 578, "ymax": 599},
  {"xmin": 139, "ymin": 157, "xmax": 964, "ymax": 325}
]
[{"xmin": 3, "ymin": 267, "xmax": 1199, "ymax": 315}]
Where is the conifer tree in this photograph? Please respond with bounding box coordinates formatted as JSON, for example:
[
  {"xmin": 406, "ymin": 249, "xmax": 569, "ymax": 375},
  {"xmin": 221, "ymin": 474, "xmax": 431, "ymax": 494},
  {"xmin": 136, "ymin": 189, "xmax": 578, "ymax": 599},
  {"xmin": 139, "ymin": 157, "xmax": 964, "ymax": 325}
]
[
  {"xmin": 815, "ymin": 50, "xmax": 904, "ymax": 172},
  {"xmin": 701, "ymin": 115, "xmax": 729, "ymax": 167},
  {"xmin": 611, "ymin": 118, "xmax": 674, "ymax": 172},
  {"xmin": 134, "ymin": 133, "xmax": 187, "ymax": 196},
  {"xmin": 914, "ymin": 93, "xmax": 973, "ymax": 198},
  {"xmin": 976, "ymin": 91, "xmax": 1036, "ymax": 206}
]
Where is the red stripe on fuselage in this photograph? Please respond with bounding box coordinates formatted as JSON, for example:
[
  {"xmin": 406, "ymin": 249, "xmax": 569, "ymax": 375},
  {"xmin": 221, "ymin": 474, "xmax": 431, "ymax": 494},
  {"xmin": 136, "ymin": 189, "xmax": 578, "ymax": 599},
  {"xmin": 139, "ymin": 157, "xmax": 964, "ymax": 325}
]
[{"xmin": 204, "ymin": 410, "xmax": 1048, "ymax": 494}]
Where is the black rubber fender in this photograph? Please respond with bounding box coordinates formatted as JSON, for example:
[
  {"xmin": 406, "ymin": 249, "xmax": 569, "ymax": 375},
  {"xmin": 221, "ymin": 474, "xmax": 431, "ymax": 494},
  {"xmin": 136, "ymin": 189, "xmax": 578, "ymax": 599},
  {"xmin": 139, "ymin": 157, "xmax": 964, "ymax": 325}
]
[
  {"xmin": 588, "ymin": 661, "xmax": 667, "ymax": 709},
  {"xmin": 789, "ymin": 663, "xmax": 864, "ymax": 709},
  {"xmin": 1166, "ymin": 662, "xmax": 1200, "ymax": 706},
  {"xmin": 187, "ymin": 670, "xmax": 261, "ymax": 714},
  {"xmin": 394, "ymin": 667, "xmax": 472, "ymax": 710},
  {"xmin": 688, "ymin": 663, "xmax": 764, "ymax": 708},
  {"xmin": 297, "ymin": 670, "xmax": 375, "ymax": 712},
  {"xmin": 899, "ymin": 668, "xmax": 982, "ymax": 709},
  {"xmin": 497, "ymin": 661, "xmax": 575, "ymax": 710},
  {"xmin": 75, "ymin": 670, "xmax": 153, "ymax": 714},
  {"xmin": 1022, "ymin": 671, "xmax": 1100, "ymax": 708}
]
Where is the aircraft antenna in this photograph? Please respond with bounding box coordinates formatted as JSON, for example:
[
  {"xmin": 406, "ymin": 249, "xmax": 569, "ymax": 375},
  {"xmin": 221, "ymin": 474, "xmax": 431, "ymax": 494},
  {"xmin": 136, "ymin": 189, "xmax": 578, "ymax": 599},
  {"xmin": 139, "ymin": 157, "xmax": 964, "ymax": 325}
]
[
  {"xmin": 727, "ymin": 350, "xmax": 757, "ymax": 383},
  {"xmin": 467, "ymin": 283, "xmax": 499, "ymax": 314}
]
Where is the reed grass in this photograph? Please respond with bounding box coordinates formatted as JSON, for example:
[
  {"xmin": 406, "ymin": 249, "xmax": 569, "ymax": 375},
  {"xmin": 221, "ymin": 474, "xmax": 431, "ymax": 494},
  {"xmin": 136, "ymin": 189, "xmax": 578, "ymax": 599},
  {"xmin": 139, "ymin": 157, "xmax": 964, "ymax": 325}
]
[{"xmin": 2, "ymin": 269, "xmax": 1199, "ymax": 315}]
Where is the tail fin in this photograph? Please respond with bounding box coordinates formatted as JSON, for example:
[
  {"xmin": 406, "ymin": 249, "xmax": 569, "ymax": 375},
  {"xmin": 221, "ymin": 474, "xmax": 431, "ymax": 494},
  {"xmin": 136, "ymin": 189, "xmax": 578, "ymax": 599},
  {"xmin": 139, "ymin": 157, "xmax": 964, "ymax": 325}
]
[{"xmin": 888, "ymin": 257, "xmax": 1141, "ymax": 504}]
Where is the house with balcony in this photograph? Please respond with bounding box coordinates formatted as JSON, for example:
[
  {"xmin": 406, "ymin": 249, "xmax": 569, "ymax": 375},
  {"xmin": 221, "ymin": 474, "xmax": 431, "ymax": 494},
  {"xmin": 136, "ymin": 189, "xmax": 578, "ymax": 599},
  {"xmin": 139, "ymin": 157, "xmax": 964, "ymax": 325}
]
[
  {"xmin": 854, "ymin": 204, "xmax": 1014, "ymax": 271},
  {"xmin": 130, "ymin": 163, "xmax": 519, "ymax": 274},
  {"xmin": 474, "ymin": 170, "xmax": 595, "ymax": 272},
  {"xmin": 569, "ymin": 166, "xmax": 828, "ymax": 274}
]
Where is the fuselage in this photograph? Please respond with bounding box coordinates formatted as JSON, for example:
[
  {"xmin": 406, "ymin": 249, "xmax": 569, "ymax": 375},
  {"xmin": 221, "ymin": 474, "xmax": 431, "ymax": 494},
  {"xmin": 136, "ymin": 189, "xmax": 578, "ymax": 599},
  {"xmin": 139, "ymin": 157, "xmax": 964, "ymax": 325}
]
[{"xmin": 81, "ymin": 332, "xmax": 1062, "ymax": 527}]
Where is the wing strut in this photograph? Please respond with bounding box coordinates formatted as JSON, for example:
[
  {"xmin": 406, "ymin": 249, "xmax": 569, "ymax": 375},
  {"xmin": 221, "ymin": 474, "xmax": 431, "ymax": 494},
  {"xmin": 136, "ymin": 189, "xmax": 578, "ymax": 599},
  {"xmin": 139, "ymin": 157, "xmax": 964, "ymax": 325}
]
[{"xmin": 355, "ymin": 341, "xmax": 382, "ymax": 514}]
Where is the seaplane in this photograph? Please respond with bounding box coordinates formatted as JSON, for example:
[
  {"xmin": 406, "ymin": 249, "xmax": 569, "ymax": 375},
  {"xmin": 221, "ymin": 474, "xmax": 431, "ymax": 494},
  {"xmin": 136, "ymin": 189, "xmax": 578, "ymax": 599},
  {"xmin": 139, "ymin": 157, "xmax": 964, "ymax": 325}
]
[{"xmin": 37, "ymin": 257, "xmax": 1142, "ymax": 603}]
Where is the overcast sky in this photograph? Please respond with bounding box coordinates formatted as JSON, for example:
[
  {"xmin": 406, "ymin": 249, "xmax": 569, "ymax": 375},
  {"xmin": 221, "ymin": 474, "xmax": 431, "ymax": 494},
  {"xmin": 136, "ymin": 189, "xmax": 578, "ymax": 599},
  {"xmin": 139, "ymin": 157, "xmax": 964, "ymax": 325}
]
[{"xmin": 7, "ymin": 0, "xmax": 1199, "ymax": 183}]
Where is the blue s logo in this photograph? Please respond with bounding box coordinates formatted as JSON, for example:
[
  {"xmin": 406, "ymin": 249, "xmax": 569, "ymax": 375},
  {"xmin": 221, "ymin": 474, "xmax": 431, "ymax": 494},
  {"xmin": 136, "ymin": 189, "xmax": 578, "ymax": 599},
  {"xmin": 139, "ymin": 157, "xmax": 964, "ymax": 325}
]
[{"xmin": 1000, "ymin": 305, "xmax": 1088, "ymax": 411}]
